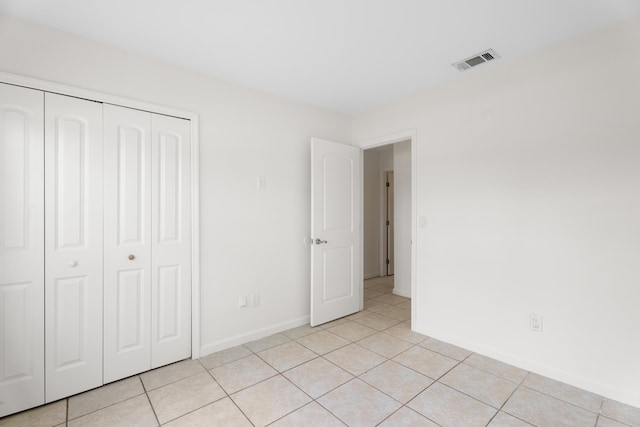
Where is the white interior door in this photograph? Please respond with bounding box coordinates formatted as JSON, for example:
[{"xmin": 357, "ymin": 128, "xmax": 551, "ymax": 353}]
[
  {"xmin": 103, "ymin": 107, "xmax": 191, "ymax": 381},
  {"xmin": 0, "ymin": 83, "xmax": 45, "ymax": 417},
  {"xmin": 103, "ymin": 105, "xmax": 152, "ymax": 383},
  {"xmin": 150, "ymin": 114, "xmax": 191, "ymax": 368},
  {"xmin": 44, "ymin": 93, "xmax": 103, "ymax": 402},
  {"xmin": 310, "ymin": 138, "xmax": 361, "ymax": 326}
]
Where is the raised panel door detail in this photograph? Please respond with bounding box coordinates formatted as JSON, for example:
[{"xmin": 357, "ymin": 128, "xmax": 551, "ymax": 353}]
[
  {"xmin": 151, "ymin": 114, "xmax": 191, "ymax": 368},
  {"xmin": 105, "ymin": 108, "xmax": 191, "ymax": 379},
  {"xmin": 0, "ymin": 83, "xmax": 45, "ymax": 417},
  {"xmin": 116, "ymin": 269, "xmax": 144, "ymax": 352},
  {"xmin": 53, "ymin": 117, "xmax": 87, "ymax": 250},
  {"xmin": 158, "ymin": 132, "xmax": 180, "ymax": 243},
  {"xmin": 322, "ymin": 154, "xmax": 353, "ymax": 232},
  {"xmin": 1, "ymin": 110, "xmax": 29, "ymax": 250},
  {"xmin": 118, "ymin": 126, "xmax": 145, "ymax": 245},
  {"xmin": 157, "ymin": 265, "xmax": 179, "ymax": 342},
  {"xmin": 322, "ymin": 247, "xmax": 354, "ymax": 302},
  {"xmin": 52, "ymin": 276, "xmax": 87, "ymax": 371},
  {"xmin": 45, "ymin": 93, "xmax": 103, "ymax": 402},
  {"xmin": 0, "ymin": 282, "xmax": 32, "ymax": 382},
  {"xmin": 103, "ymin": 105, "xmax": 151, "ymax": 384}
]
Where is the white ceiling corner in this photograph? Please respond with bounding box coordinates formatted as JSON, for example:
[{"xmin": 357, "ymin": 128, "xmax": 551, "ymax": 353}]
[{"xmin": 1, "ymin": 0, "xmax": 639, "ymax": 114}]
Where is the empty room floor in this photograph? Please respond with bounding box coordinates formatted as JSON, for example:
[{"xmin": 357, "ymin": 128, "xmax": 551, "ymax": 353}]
[{"xmin": 2, "ymin": 276, "xmax": 639, "ymax": 427}]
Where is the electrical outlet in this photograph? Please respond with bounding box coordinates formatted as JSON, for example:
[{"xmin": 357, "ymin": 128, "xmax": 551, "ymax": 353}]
[
  {"xmin": 256, "ymin": 176, "xmax": 266, "ymax": 190},
  {"xmin": 529, "ymin": 313, "xmax": 543, "ymax": 332},
  {"xmin": 251, "ymin": 293, "xmax": 260, "ymax": 307},
  {"xmin": 238, "ymin": 296, "xmax": 247, "ymax": 308}
]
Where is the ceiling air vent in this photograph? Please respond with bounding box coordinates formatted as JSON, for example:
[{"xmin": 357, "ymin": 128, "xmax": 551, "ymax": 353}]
[{"xmin": 453, "ymin": 49, "xmax": 500, "ymax": 72}]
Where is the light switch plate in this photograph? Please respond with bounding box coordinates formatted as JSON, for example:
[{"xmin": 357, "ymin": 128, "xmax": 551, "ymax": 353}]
[{"xmin": 419, "ymin": 216, "xmax": 427, "ymax": 228}]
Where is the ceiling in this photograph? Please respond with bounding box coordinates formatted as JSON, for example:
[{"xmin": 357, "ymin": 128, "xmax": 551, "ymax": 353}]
[{"xmin": 1, "ymin": 0, "xmax": 639, "ymax": 115}]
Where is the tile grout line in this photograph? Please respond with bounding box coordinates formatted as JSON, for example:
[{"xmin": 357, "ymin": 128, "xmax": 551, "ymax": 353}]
[
  {"xmin": 351, "ymin": 283, "xmax": 527, "ymax": 425},
  {"xmin": 266, "ymin": 373, "xmax": 322, "ymax": 425},
  {"xmin": 484, "ymin": 371, "xmax": 533, "ymax": 426},
  {"xmin": 517, "ymin": 384, "xmax": 605, "ymax": 417},
  {"xmin": 196, "ymin": 359, "xmax": 256, "ymax": 426},
  {"xmin": 64, "ymin": 377, "xmax": 150, "ymax": 424},
  {"xmin": 288, "ymin": 278, "xmax": 419, "ymax": 425},
  {"xmin": 143, "ymin": 391, "xmax": 161, "ymax": 426},
  {"xmin": 13, "ymin": 276, "xmax": 640, "ymax": 427},
  {"xmin": 139, "ymin": 374, "xmax": 162, "ymax": 426}
]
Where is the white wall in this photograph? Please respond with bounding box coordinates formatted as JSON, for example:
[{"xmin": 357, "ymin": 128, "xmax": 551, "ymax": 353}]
[
  {"xmin": 393, "ymin": 141, "xmax": 411, "ymax": 297},
  {"xmin": 363, "ymin": 150, "xmax": 381, "ymax": 278},
  {"xmin": 353, "ymin": 17, "xmax": 640, "ymax": 406},
  {"xmin": 0, "ymin": 13, "xmax": 352, "ymax": 355},
  {"xmin": 378, "ymin": 147, "xmax": 393, "ymax": 170}
]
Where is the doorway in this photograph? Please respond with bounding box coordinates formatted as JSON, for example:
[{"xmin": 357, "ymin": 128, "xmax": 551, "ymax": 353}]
[
  {"xmin": 308, "ymin": 131, "xmax": 415, "ymax": 327},
  {"xmin": 362, "ymin": 138, "xmax": 413, "ymax": 302}
]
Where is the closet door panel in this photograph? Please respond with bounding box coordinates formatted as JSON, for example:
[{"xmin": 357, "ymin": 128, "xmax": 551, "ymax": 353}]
[
  {"xmin": 0, "ymin": 83, "xmax": 45, "ymax": 417},
  {"xmin": 103, "ymin": 105, "xmax": 152, "ymax": 383},
  {"xmin": 44, "ymin": 93, "xmax": 103, "ymax": 402},
  {"xmin": 151, "ymin": 114, "xmax": 191, "ymax": 367}
]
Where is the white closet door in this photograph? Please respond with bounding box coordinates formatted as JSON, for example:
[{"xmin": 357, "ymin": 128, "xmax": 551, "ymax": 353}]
[
  {"xmin": 150, "ymin": 114, "xmax": 191, "ymax": 367},
  {"xmin": 0, "ymin": 83, "xmax": 45, "ymax": 417},
  {"xmin": 103, "ymin": 105, "xmax": 152, "ymax": 383},
  {"xmin": 44, "ymin": 93, "xmax": 103, "ymax": 402}
]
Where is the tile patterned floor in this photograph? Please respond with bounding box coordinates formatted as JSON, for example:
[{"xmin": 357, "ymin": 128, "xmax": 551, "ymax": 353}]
[{"xmin": 2, "ymin": 276, "xmax": 639, "ymax": 427}]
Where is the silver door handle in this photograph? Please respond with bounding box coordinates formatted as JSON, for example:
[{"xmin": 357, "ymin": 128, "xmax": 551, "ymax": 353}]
[{"xmin": 315, "ymin": 238, "xmax": 328, "ymax": 245}]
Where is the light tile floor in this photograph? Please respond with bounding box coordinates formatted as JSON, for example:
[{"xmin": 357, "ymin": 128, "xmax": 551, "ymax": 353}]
[{"xmin": 2, "ymin": 276, "xmax": 639, "ymax": 426}]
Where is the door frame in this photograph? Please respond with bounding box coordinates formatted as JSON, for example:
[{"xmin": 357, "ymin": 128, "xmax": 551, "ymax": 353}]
[
  {"xmin": 0, "ymin": 71, "xmax": 203, "ymax": 358},
  {"xmin": 379, "ymin": 167, "xmax": 394, "ymax": 276},
  {"xmin": 360, "ymin": 129, "xmax": 417, "ymax": 328}
]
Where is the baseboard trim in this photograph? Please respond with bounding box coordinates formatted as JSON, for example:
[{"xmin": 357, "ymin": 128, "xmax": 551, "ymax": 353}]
[
  {"xmin": 415, "ymin": 325, "xmax": 640, "ymax": 408},
  {"xmin": 199, "ymin": 315, "xmax": 310, "ymax": 357},
  {"xmin": 392, "ymin": 288, "xmax": 411, "ymax": 298}
]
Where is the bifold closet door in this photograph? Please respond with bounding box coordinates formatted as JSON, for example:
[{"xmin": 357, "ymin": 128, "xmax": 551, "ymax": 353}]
[
  {"xmin": 150, "ymin": 114, "xmax": 191, "ymax": 368},
  {"xmin": 0, "ymin": 83, "xmax": 45, "ymax": 417},
  {"xmin": 103, "ymin": 105, "xmax": 191, "ymax": 383},
  {"xmin": 103, "ymin": 105, "xmax": 152, "ymax": 383},
  {"xmin": 44, "ymin": 93, "xmax": 104, "ymax": 402}
]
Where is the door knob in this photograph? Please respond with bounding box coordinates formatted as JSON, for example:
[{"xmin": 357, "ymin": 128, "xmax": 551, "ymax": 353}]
[
  {"xmin": 314, "ymin": 239, "xmax": 328, "ymax": 245},
  {"xmin": 128, "ymin": 254, "xmax": 135, "ymax": 260},
  {"xmin": 68, "ymin": 260, "xmax": 78, "ymax": 267}
]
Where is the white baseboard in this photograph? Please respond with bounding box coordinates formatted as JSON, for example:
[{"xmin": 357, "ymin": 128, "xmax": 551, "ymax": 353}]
[
  {"xmin": 414, "ymin": 325, "xmax": 640, "ymax": 409},
  {"xmin": 392, "ymin": 288, "xmax": 411, "ymax": 298},
  {"xmin": 364, "ymin": 271, "xmax": 380, "ymax": 280},
  {"xmin": 199, "ymin": 315, "xmax": 310, "ymax": 358}
]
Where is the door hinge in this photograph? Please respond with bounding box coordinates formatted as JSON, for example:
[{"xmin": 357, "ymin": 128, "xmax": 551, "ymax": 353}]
[
  {"xmin": 386, "ymin": 181, "xmax": 390, "ymax": 187},
  {"xmin": 386, "ymin": 259, "xmax": 390, "ymax": 265},
  {"xmin": 386, "ymin": 220, "xmax": 390, "ymax": 226}
]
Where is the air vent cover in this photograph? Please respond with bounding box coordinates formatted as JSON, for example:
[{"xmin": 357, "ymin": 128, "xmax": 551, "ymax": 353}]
[{"xmin": 453, "ymin": 49, "xmax": 500, "ymax": 72}]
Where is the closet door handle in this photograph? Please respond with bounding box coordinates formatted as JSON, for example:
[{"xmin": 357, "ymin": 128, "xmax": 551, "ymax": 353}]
[
  {"xmin": 128, "ymin": 254, "xmax": 135, "ymax": 260},
  {"xmin": 68, "ymin": 260, "xmax": 78, "ymax": 267}
]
